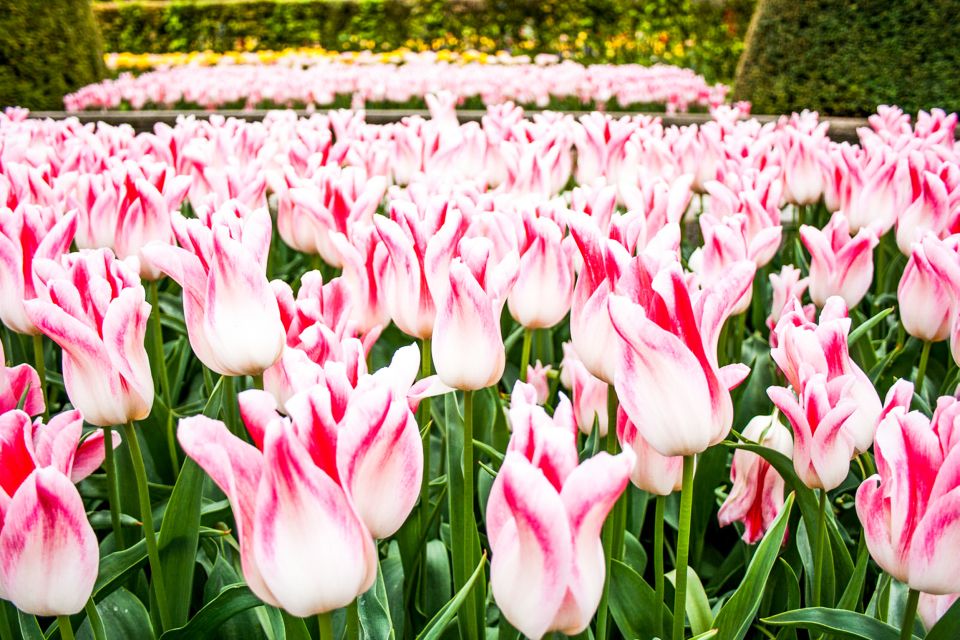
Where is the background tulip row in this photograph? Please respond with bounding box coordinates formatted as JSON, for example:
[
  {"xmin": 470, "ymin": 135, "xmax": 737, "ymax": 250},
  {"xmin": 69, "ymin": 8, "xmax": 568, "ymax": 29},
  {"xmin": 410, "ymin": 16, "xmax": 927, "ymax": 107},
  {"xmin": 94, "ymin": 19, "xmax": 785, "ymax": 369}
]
[{"xmin": 1, "ymin": 100, "xmax": 960, "ymax": 640}]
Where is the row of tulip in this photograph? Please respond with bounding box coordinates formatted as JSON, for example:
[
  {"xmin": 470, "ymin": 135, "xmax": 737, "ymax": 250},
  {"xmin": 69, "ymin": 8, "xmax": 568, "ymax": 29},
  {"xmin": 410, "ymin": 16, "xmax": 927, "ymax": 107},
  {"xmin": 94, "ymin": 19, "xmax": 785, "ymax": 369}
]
[
  {"xmin": 1, "ymin": 99, "xmax": 960, "ymax": 640},
  {"xmin": 62, "ymin": 59, "xmax": 727, "ymax": 113}
]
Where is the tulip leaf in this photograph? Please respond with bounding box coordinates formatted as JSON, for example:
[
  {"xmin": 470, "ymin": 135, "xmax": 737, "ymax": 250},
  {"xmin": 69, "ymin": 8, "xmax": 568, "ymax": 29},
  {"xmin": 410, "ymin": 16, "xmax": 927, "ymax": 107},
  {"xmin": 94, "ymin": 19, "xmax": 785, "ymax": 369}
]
[
  {"xmin": 94, "ymin": 538, "xmax": 149, "ymax": 599},
  {"xmin": 666, "ymin": 567, "xmax": 712, "ymax": 636},
  {"xmin": 712, "ymin": 493, "xmax": 794, "ymax": 640},
  {"xmin": 416, "ymin": 552, "xmax": 487, "ymax": 640},
  {"xmin": 159, "ymin": 584, "xmax": 263, "ymax": 640},
  {"xmin": 689, "ymin": 631, "xmax": 719, "ymax": 640},
  {"xmin": 927, "ymin": 595, "xmax": 960, "ymax": 640},
  {"xmin": 608, "ymin": 559, "xmax": 673, "ymax": 640},
  {"xmin": 158, "ymin": 459, "xmax": 205, "ymax": 627},
  {"xmin": 201, "ymin": 375, "xmax": 225, "ymax": 419},
  {"xmin": 760, "ymin": 608, "xmax": 903, "ymax": 640},
  {"xmin": 78, "ymin": 588, "xmax": 156, "ymax": 640},
  {"xmin": 837, "ymin": 538, "xmax": 870, "ymax": 612},
  {"xmin": 848, "ymin": 307, "xmax": 894, "ymax": 348},
  {"xmin": 202, "ymin": 556, "xmax": 263, "ymax": 639},
  {"xmin": 16, "ymin": 612, "xmax": 43, "ymax": 640},
  {"xmin": 424, "ymin": 539, "xmax": 452, "ymax": 619},
  {"xmin": 357, "ymin": 556, "xmax": 396, "ymax": 640}
]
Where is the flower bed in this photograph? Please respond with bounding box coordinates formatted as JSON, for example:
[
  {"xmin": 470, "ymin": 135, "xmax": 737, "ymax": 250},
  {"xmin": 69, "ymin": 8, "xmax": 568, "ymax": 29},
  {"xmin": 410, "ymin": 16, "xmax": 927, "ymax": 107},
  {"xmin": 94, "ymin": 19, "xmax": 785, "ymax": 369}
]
[{"xmin": 1, "ymin": 100, "xmax": 960, "ymax": 639}]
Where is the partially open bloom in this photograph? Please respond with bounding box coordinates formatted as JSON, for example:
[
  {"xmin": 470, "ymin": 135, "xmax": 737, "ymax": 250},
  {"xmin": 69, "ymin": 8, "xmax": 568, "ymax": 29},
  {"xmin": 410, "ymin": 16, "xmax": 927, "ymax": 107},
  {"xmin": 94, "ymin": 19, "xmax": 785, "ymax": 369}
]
[
  {"xmin": 25, "ymin": 249, "xmax": 153, "ymax": 426},
  {"xmin": 0, "ymin": 340, "xmax": 43, "ymax": 416},
  {"xmin": 767, "ymin": 265, "xmax": 810, "ymax": 331},
  {"xmin": 507, "ymin": 211, "xmax": 575, "ymax": 329},
  {"xmin": 718, "ymin": 414, "xmax": 794, "ymax": 543},
  {"xmin": 896, "ymin": 171, "xmax": 950, "ymax": 255},
  {"xmin": 898, "ymin": 236, "xmax": 954, "ymax": 342},
  {"xmin": 856, "ymin": 395, "xmax": 960, "ymax": 594},
  {"xmin": 617, "ymin": 407, "xmax": 683, "ymax": 495},
  {"xmin": 801, "ymin": 212, "xmax": 878, "ymax": 308},
  {"xmin": 525, "ymin": 360, "xmax": 552, "ymax": 405},
  {"xmin": 143, "ymin": 201, "xmax": 285, "ymax": 376},
  {"xmin": 609, "ymin": 258, "xmax": 753, "ymax": 456},
  {"xmin": 919, "ymin": 593, "xmax": 960, "ymax": 631},
  {"xmin": 0, "ymin": 409, "xmax": 113, "ymax": 615},
  {"xmin": 0, "ymin": 206, "xmax": 77, "ymax": 335},
  {"xmin": 486, "ymin": 386, "xmax": 632, "ymax": 639}
]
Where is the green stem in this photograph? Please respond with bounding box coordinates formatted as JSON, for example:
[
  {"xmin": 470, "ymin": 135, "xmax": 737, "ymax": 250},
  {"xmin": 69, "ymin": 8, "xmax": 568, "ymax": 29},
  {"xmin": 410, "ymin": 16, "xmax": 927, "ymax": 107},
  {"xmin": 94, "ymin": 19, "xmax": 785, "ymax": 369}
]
[
  {"xmin": 102, "ymin": 426, "xmax": 125, "ymax": 549},
  {"xmin": 654, "ymin": 495, "xmax": 666, "ymax": 638},
  {"xmin": 57, "ymin": 616, "xmax": 74, "ymax": 640},
  {"xmin": 916, "ymin": 340, "xmax": 932, "ymax": 399},
  {"xmin": 222, "ymin": 375, "xmax": 240, "ymax": 437},
  {"xmin": 798, "ymin": 203, "xmax": 807, "ymax": 228},
  {"xmin": 901, "ymin": 588, "xmax": 920, "ymax": 640},
  {"xmin": 461, "ymin": 389, "xmax": 478, "ymax": 640},
  {"xmin": 122, "ymin": 421, "xmax": 172, "ymax": 632},
  {"xmin": 595, "ymin": 387, "xmax": 621, "ymax": 640},
  {"xmin": 346, "ymin": 600, "xmax": 360, "ymax": 639},
  {"xmin": 317, "ymin": 612, "xmax": 334, "ymax": 640},
  {"xmin": 84, "ymin": 598, "xmax": 106, "ymax": 640},
  {"xmin": 148, "ymin": 282, "xmax": 179, "ymax": 475},
  {"xmin": 673, "ymin": 455, "xmax": 696, "ymax": 640},
  {"xmin": 32, "ymin": 333, "xmax": 48, "ymax": 419},
  {"xmin": 813, "ymin": 489, "xmax": 828, "ymax": 608},
  {"xmin": 0, "ymin": 601, "xmax": 13, "ymax": 640},
  {"xmin": 253, "ymin": 373, "xmax": 264, "ymax": 391},
  {"xmin": 519, "ymin": 328, "xmax": 533, "ymax": 382},
  {"xmin": 419, "ymin": 338, "xmax": 433, "ymax": 607}
]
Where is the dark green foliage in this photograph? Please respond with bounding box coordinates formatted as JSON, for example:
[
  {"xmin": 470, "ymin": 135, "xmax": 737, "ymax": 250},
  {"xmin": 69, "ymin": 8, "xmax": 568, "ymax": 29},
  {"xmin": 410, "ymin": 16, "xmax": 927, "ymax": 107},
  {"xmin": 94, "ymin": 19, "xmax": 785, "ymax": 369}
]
[
  {"xmin": 92, "ymin": 0, "xmax": 755, "ymax": 83},
  {"xmin": 734, "ymin": 0, "xmax": 960, "ymax": 116},
  {"xmin": 0, "ymin": 0, "xmax": 106, "ymax": 109}
]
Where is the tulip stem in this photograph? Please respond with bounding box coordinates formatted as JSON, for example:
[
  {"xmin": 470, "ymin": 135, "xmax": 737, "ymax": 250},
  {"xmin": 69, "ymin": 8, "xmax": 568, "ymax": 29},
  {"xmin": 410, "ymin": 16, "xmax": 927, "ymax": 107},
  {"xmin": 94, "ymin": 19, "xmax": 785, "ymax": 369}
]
[
  {"xmin": 901, "ymin": 588, "xmax": 920, "ymax": 640},
  {"xmin": 253, "ymin": 373, "xmax": 264, "ymax": 390},
  {"xmin": 419, "ymin": 337, "xmax": 433, "ymax": 608},
  {"xmin": 797, "ymin": 204, "xmax": 807, "ymax": 228},
  {"xmin": 31, "ymin": 333, "xmax": 48, "ymax": 419},
  {"xmin": 595, "ymin": 387, "xmax": 621, "ymax": 640},
  {"xmin": 813, "ymin": 489, "xmax": 828, "ymax": 608},
  {"xmin": 460, "ymin": 389, "xmax": 479, "ymax": 640},
  {"xmin": 316, "ymin": 612, "xmax": 334, "ymax": 640},
  {"xmin": 122, "ymin": 421, "xmax": 173, "ymax": 632},
  {"xmin": 345, "ymin": 600, "xmax": 360, "ymax": 639},
  {"xmin": 519, "ymin": 328, "xmax": 533, "ymax": 382},
  {"xmin": 57, "ymin": 616, "xmax": 74, "ymax": 640},
  {"xmin": 84, "ymin": 598, "xmax": 106, "ymax": 640},
  {"xmin": 916, "ymin": 340, "xmax": 932, "ymax": 400},
  {"xmin": 147, "ymin": 282, "xmax": 178, "ymax": 475},
  {"xmin": 102, "ymin": 426, "xmax": 126, "ymax": 549},
  {"xmin": 654, "ymin": 495, "xmax": 666, "ymax": 637},
  {"xmin": 673, "ymin": 455, "xmax": 696, "ymax": 640}
]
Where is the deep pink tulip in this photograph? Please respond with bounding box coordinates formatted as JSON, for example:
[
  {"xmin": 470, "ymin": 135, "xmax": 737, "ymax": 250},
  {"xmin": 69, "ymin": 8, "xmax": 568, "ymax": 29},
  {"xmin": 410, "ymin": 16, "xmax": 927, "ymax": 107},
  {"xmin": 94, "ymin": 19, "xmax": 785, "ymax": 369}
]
[
  {"xmin": 0, "ymin": 341, "xmax": 43, "ymax": 417},
  {"xmin": 507, "ymin": 210, "xmax": 574, "ymax": 329},
  {"xmin": 899, "ymin": 236, "xmax": 954, "ymax": 342},
  {"xmin": 771, "ymin": 296, "xmax": 882, "ymax": 453},
  {"xmin": 617, "ymin": 406, "xmax": 683, "ymax": 495},
  {"xmin": 801, "ymin": 211, "xmax": 878, "ymax": 308},
  {"xmin": 856, "ymin": 395, "xmax": 960, "ymax": 594},
  {"xmin": 718, "ymin": 414, "xmax": 793, "ymax": 543},
  {"xmin": 0, "ymin": 409, "xmax": 113, "ymax": 615},
  {"xmin": 559, "ymin": 342, "xmax": 609, "ymax": 437},
  {"xmin": 609, "ymin": 258, "xmax": 753, "ymax": 456},
  {"xmin": 25, "ymin": 249, "xmax": 153, "ymax": 427},
  {"xmin": 428, "ymin": 237, "xmax": 518, "ymax": 390},
  {"xmin": 486, "ymin": 387, "xmax": 632, "ymax": 639},
  {"xmin": 0, "ymin": 206, "xmax": 77, "ymax": 335},
  {"xmin": 143, "ymin": 201, "xmax": 285, "ymax": 376}
]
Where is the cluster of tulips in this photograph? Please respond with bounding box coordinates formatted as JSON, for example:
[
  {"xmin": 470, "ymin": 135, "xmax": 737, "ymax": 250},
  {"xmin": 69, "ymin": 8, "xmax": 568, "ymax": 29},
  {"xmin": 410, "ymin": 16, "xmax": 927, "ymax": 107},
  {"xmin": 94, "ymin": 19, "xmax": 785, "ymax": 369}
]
[
  {"xmin": 62, "ymin": 59, "xmax": 727, "ymax": 114},
  {"xmin": 2, "ymin": 98, "xmax": 960, "ymax": 640}
]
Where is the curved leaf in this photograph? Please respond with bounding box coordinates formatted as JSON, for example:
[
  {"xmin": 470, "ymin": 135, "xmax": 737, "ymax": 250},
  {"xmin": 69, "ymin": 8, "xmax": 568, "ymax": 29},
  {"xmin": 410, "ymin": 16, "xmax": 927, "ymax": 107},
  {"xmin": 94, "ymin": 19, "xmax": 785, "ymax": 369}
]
[
  {"xmin": 416, "ymin": 552, "xmax": 487, "ymax": 640},
  {"xmin": 160, "ymin": 584, "xmax": 263, "ymax": 640},
  {"xmin": 762, "ymin": 607, "xmax": 904, "ymax": 640},
  {"xmin": 609, "ymin": 559, "xmax": 673, "ymax": 640}
]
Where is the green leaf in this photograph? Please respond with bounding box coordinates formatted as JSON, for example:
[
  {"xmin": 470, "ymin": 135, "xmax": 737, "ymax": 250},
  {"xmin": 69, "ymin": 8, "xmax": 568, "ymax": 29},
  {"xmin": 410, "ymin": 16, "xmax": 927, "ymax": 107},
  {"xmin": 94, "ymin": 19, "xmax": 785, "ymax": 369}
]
[
  {"xmin": 158, "ymin": 459, "xmax": 205, "ymax": 627},
  {"xmin": 761, "ymin": 608, "xmax": 902, "ymax": 640},
  {"xmin": 608, "ymin": 560, "xmax": 672, "ymax": 640},
  {"xmin": 357, "ymin": 557, "xmax": 395, "ymax": 640},
  {"xmin": 927, "ymin": 594, "xmax": 960, "ymax": 640},
  {"xmin": 666, "ymin": 567, "xmax": 712, "ymax": 636},
  {"xmin": 416, "ymin": 552, "xmax": 488, "ymax": 640},
  {"xmin": 78, "ymin": 588, "xmax": 156, "ymax": 640},
  {"xmin": 424, "ymin": 539, "xmax": 452, "ymax": 618},
  {"xmin": 17, "ymin": 611, "xmax": 43, "ymax": 640},
  {"xmin": 201, "ymin": 376, "xmax": 225, "ymax": 418},
  {"xmin": 160, "ymin": 585, "xmax": 263, "ymax": 640},
  {"xmin": 202, "ymin": 556, "xmax": 263, "ymax": 639},
  {"xmin": 848, "ymin": 307, "xmax": 894, "ymax": 347},
  {"xmin": 94, "ymin": 539, "xmax": 148, "ymax": 599},
  {"xmin": 689, "ymin": 631, "xmax": 719, "ymax": 640},
  {"xmin": 712, "ymin": 493, "xmax": 794, "ymax": 640},
  {"xmin": 837, "ymin": 539, "xmax": 870, "ymax": 611}
]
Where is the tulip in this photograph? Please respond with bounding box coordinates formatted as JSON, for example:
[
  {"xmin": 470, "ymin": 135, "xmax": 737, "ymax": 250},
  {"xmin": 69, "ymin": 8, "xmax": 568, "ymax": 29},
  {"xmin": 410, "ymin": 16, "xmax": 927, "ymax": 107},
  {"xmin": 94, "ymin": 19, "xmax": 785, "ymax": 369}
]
[
  {"xmin": 718, "ymin": 414, "xmax": 794, "ymax": 543},
  {"xmin": 689, "ymin": 214, "xmax": 767, "ymax": 314},
  {"xmin": 428, "ymin": 237, "xmax": 518, "ymax": 390},
  {"xmin": 919, "ymin": 593, "xmax": 959, "ymax": 631},
  {"xmin": 525, "ymin": 360, "xmax": 552, "ymax": 405},
  {"xmin": 0, "ymin": 339, "xmax": 44, "ymax": 416},
  {"xmin": 771, "ymin": 296, "xmax": 883, "ymax": 453},
  {"xmin": 768, "ymin": 265, "xmax": 810, "ymax": 328},
  {"xmin": 25, "ymin": 249, "xmax": 154, "ymax": 427},
  {"xmin": 846, "ymin": 149, "xmax": 906, "ymax": 236},
  {"xmin": 143, "ymin": 201, "xmax": 285, "ymax": 376},
  {"xmin": 617, "ymin": 406, "xmax": 683, "ymax": 496},
  {"xmin": 559, "ymin": 342, "xmax": 609, "ymax": 437},
  {"xmin": 486, "ymin": 388, "xmax": 632, "ymax": 639},
  {"xmin": 896, "ymin": 172, "xmax": 950, "ymax": 255},
  {"xmin": 856, "ymin": 395, "xmax": 960, "ymax": 595},
  {"xmin": 801, "ymin": 211, "xmax": 879, "ymax": 308},
  {"xmin": 898, "ymin": 237, "xmax": 954, "ymax": 343},
  {"xmin": 782, "ymin": 128, "xmax": 826, "ymax": 206},
  {"xmin": 507, "ymin": 211, "xmax": 575, "ymax": 329},
  {"xmin": 0, "ymin": 409, "xmax": 112, "ymax": 616},
  {"xmin": 609, "ymin": 259, "xmax": 753, "ymax": 457},
  {"xmin": 329, "ymin": 224, "xmax": 390, "ymax": 336},
  {"xmin": 0, "ymin": 206, "xmax": 77, "ymax": 335}
]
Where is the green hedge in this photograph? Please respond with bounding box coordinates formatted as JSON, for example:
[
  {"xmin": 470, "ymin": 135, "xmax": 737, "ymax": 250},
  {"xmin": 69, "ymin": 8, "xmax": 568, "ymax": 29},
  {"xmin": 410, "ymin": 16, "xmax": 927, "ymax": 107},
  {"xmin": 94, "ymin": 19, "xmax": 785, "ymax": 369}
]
[
  {"xmin": 93, "ymin": 0, "xmax": 755, "ymax": 83},
  {"xmin": 734, "ymin": 0, "xmax": 960, "ymax": 116},
  {"xmin": 1, "ymin": 0, "xmax": 106, "ymax": 109}
]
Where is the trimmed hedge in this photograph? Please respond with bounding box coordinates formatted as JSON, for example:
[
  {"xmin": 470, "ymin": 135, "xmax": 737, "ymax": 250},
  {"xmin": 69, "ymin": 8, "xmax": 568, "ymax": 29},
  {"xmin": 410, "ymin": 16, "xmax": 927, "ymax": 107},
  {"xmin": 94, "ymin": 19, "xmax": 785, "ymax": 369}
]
[
  {"xmin": 734, "ymin": 0, "xmax": 960, "ymax": 116},
  {"xmin": 1, "ymin": 0, "xmax": 106, "ymax": 109},
  {"xmin": 92, "ymin": 0, "xmax": 755, "ymax": 83}
]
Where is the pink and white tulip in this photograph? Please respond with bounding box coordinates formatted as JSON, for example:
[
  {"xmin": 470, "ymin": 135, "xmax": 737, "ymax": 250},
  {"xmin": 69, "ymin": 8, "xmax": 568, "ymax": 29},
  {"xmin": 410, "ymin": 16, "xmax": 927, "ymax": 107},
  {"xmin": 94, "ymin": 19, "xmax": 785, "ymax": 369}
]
[
  {"xmin": 898, "ymin": 236, "xmax": 955, "ymax": 342},
  {"xmin": 559, "ymin": 342, "xmax": 609, "ymax": 437},
  {"xmin": 0, "ymin": 340, "xmax": 43, "ymax": 417},
  {"xmin": 617, "ymin": 406, "xmax": 683, "ymax": 495},
  {"xmin": 801, "ymin": 212, "xmax": 879, "ymax": 308},
  {"xmin": 507, "ymin": 210, "xmax": 575, "ymax": 329}
]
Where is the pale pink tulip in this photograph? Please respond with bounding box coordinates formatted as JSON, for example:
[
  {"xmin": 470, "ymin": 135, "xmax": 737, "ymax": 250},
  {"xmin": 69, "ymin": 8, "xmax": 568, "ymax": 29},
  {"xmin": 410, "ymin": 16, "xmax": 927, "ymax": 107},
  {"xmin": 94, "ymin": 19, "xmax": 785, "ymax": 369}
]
[
  {"xmin": 896, "ymin": 172, "xmax": 950, "ymax": 255},
  {"xmin": 919, "ymin": 593, "xmax": 959, "ymax": 631},
  {"xmin": 525, "ymin": 360, "xmax": 552, "ymax": 405},
  {"xmin": 767, "ymin": 265, "xmax": 812, "ymax": 334},
  {"xmin": 507, "ymin": 211, "xmax": 574, "ymax": 329},
  {"xmin": 801, "ymin": 212, "xmax": 878, "ymax": 308},
  {"xmin": 0, "ymin": 341, "xmax": 43, "ymax": 417},
  {"xmin": 899, "ymin": 237, "xmax": 954, "ymax": 342},
  {"xmin": 617, "ymin": 406, "xmax": 683, "ymax": 495},
  {"xmin": 559, "ymin": 342, "xmax": 609, "ymax": 437}
]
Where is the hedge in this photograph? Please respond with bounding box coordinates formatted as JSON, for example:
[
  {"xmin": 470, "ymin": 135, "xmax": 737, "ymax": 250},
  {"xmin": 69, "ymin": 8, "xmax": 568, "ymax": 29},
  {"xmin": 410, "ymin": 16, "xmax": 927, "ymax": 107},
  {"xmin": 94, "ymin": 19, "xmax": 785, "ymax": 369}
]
[
  {"xmin": 92, "ymin": 0, "xmax": 755, "ymax": 83},
  {"xmin": 0, "ymin": 0, "xmax": 106, "ymax": 110},
  {"xmin": 734, "ymin": 0, "xmax": 960, "ymax": 117}
]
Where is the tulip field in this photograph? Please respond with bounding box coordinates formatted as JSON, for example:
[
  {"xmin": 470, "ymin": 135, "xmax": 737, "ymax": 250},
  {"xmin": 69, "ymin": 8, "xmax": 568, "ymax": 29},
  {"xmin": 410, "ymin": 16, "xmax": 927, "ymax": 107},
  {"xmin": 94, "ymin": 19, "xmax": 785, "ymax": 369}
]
[{"xmin": 2, "ymin": 96, "xmax": 960, "ymax": 640}]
